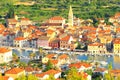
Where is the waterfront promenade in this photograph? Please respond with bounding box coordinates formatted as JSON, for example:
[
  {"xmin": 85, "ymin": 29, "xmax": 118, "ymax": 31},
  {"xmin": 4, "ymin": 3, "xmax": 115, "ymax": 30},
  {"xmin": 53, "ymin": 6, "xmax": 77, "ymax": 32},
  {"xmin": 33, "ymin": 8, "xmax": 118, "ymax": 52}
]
[{"xmin": 2, "ymin": 46, "xmax": 120, "ymax": 57}]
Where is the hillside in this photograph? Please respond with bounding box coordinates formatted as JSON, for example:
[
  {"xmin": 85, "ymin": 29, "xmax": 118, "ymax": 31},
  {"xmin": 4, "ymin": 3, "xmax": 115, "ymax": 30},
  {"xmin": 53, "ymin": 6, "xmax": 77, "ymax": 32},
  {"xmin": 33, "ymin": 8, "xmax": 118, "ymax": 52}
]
[{"xmin": 0, "ymin": 0, "xmax": 120, "ymax": 24}]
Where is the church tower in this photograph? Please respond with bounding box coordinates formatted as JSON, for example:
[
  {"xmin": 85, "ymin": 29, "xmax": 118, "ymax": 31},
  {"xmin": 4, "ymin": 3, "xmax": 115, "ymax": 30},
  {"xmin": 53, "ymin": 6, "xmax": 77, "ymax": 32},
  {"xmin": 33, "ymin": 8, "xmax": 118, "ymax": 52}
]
[{"xmin": 68, "ymin": 5, "xmax": 73, "ymax": 27}]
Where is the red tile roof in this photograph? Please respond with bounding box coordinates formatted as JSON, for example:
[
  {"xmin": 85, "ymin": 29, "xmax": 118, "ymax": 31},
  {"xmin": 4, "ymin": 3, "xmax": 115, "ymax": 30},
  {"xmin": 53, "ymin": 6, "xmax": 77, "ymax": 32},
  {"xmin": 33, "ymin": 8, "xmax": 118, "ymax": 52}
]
[
  {"xmin": 21, "ymin": 18, "xmax": 30, "ymax": 21},
  {"xmin": 69, "ymin": 62, "xmax": 91, "ymax": 69},
  {"xmin": 35, "ymin": 30, "xmax": 44, "ymax": 36},
  {"xmin": 50, "ymin": 60, "xmax": 58, "ymax": 65},
  {"xmin": 58, "ymin": 54, "xmax": 68, "ymax": 59},
  {"xmin": 35, "ymin": 69, "xmax": 60, "ymax": 78},
  {"xmin": 0, "ymin": 47, "xmax": 11, "ymax": 53},
  {"xmin": 61, "ymin": 35, "xmax": 70, "ymax": 41},
  {"xmin": 115, "ymin": 12, "xmax": 120, "ymax": 18},
  {"xmin": 89, "ymin": 42, "xmax": 103, "ymax": 46},
  {"xmin": 14, "ymin": 37, "xmax": 25, "ymax": 41},
  {"xmin": 45, "ymin": 69, "xmax": 60, "ymax": 75},
  {"xmin": 25, "ymin": 67, "xmax": 34, "ymax": 72},
  {"xmin": 94, "ymin": 68, "xmax": 107, "ymax": 72},
  {"xmin": 0, "ymin": 76, "xmax": 11, "ymax": 80},
  {"xmin": 5, "ymin": 68, "xmax": 24, "ymax": 74},
  {"xmin": 35, "ymin": 72, "xmax": 46, "ymax": 77},
  {"xmin": 50, "ymin": 16, "xmax": 65, "ymax": 20},
  {"xmin": 0, "ymin": 24, "xmax": 5, "ymax": 30},
  {"xmin": 46, "ymin": 54, "xmax": 55, "ymax": 59},
  {"xmin": 47, "ymin": 29, "xmax": 54, "ymax": 34}
]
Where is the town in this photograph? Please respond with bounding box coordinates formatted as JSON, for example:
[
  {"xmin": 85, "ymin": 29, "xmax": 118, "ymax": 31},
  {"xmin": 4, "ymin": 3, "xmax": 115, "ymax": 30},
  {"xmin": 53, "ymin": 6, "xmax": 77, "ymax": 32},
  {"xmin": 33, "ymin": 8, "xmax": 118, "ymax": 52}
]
[{"xmin": 0, "ymin": 1, "xmax": 120, "ymax": 80}]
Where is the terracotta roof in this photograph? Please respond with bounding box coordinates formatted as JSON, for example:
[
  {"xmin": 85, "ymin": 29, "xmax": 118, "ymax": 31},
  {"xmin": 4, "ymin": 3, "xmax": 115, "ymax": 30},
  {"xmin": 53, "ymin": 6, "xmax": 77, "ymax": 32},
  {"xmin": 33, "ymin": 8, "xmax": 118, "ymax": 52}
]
[
  {"xmin": 0, "ymin": 24, "xmax": 5, "ymax": 30},
  {"xmin": 5, "ymin": 68, "xmax": 24, "ymax": 74},
  {"xmin": 47, "ymin": 29, "xmax": 54, "ymax": 34},
  {"xmin": 113, "ymin": 38, "xmax": 120, "ymax": 44},
  {"xmin": 89, "ymin": 42, "xmax": 103, "ymax": 46},
  {"xmin": 7, "ymin": 19, "xmax": 17, "ymax": 23},
  {"xmin": 58, "ymin": 54, "xmax": 68, "ymax": 59},
  {"xmin": 0, "ymin": 47, "xmax": 11, "ymax": 53},
  {"xmin": 35, "ymin": 30, "xmax": 44, "ymax": 36},
  {"xmin": 41, "ymin": 23, "xmax": 62, "ymax": 26},
  {"xmin": 45, "ymin": 69, "xmax": 60, "ymax": 75},
  {"xmin": 69, "ymin": 63, "xmax": 82, "ymax": 69},
  {"xmin": 21, "ymin": 18, "xmax": 30, "ymax": 21},
  {"xmin": 111, "ymin": 69, "xmax": 120, "ymax": 73},
  {"xmin": 0, "ymin": 76, "xmax": 11, "ymax": 80},
  {"xmin": 115, "ymin": 12, "xmax": 120, "ymax": 18},
  {"xmin": 94, "ymin": 68, "xmax": 107, "ymax": 72},
  {"xmin": 61, "ymin": 35, "xmax": 70, "ymax": 41},
  {"xmin": 14, "ymin": 37, "xmax": 25, "ymax": 41},
  {"xmin": 50, "ymin": 60, "xmax": 58, "ymax": 65},
  {"xmin": 35, "ymin": 72, "xmax": 46, "ymax": 77},
  {"xmin": 50, "ymin": 16, "xmax": 65, "ymax": 20},
  {"xmin": 25, "ymin": 67, "xmax": 34, "ymax": 72},
  {"xmin": 46, "ymin": 54, "xmax": 55, "ymax": 59},
  {"xmin": 35, "ymin": 69, "xmax": 60, "ymax": 78},
  {"xmin": 69, "ymin": 62, "xmax": 91, "ymax": 69},
  {"xmin": 29, "ymin": 25, "xmax": 37, "ymax": 30}
]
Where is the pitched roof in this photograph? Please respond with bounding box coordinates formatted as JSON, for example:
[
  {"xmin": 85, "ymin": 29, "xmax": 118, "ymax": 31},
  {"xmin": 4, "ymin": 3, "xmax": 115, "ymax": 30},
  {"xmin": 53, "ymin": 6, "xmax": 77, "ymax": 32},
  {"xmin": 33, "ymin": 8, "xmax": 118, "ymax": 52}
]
[
  {"xmin": 0, "ymin": 24, "xmax": 5, "ymax": 30},
  {"xmin": 35, "ymin": 69, "xmax": 60, "ymax": 78},
  {"xmin": 115, "ymin": 12, "xmax": 120, "ymax": 18},
  {"xmin": 0, "ymin": 76, "xmax": 12, "ymax": 80},
  {"xmin": 35, "ymin": 30, "xmax": 44, "ymax": 36},
  {"xmin": 25, "ymin": 67, "xmax": 34, "ymax": 72},
  {"xmin": 69, "ymin": 62, "xmax": 91, "ymax": 69},
  {"xmin": 46, "ymin": 29, "xmax": 54, "ymax": 34},
  {"xmin": 89, "ymin": 42, "xmax": 103, "ymax": 46},
  {"xmin": 46, "ymin": 54, "xmax": 56, "ymax": 59},
  {"xmin": 35, "ymin": 72, "xmax": 47, "ymax": 77},
  {"xmin": 50, "ymin": 60, "xmax": 58, "ymax": 65},
  {"xmin": 50, "ymin": 16, "xmax": 65, "ymax": 20},
  {"xmin": 61, "ymin": 35, "xmax": 70, "ymax": 41},
  {"xmin": 7, "ymin": 19, "xmax": 17, "ymax": 23},
  {"xmin": 58, "ymin": 54, "xmax": 68, "ymax": 59},
  {"xmin": 45, "ymin": 69, "xmax": 60, "ymax": 75},
  {"xmin": 0, "ymin": 47, "xmax": 11, "ymax": 53},
  {"xmin": 94, "ymin": 68, "xmax": 107, "ymax": 72},
  {"xmin": 5, "ymin": 68, "xmax": 24, "ymax": 74},
  {"xmin": 14, "ymin": 37, "xmax": 25, "ymax": 41},
  {"xmin": 21, "ymin": 18, "xmax": 30, "ymax": 21}
]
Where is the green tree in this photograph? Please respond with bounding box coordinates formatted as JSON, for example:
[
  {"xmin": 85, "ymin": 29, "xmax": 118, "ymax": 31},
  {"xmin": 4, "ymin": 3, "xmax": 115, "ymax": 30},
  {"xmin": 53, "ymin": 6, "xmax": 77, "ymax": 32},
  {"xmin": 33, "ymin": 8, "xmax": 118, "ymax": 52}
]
[
  {"xmin": 12, "ymin": 53, "xmax": 19, "ymax": 62},
  {"xmin": 39, "ymin": 47, "xmax": 43, "ymax": 56},
  {"xmin": 47, "ymin": 74, "xmax": 56, "ymax": 80},
  {"xmin": 66, "ymin": 67, "xmax": 85, "ymax": 80},
  {"xmin": 16, "ymin": 74, "xmax": 27, "ymax": 80},
  {"xmin": 29, "ymin": 53, "xmax": 36, "ymax": 60},
  {"xmin": 104, "ymin": 63, "xmax": 114, "ymax": 80},
  {"xmin": 19, "ymin": 62, "xmax": 27, "ymax": 68},
  {"xmin": 27, "ymin": 74, "xmax": 38, "ymax": 80},
  {"xmin": 44, "ymin": 60, "xmax": 53, "ymax": 72},
  {"xmin": 95, "ymin": 62, "xmax": 99, "ymax": 68}
]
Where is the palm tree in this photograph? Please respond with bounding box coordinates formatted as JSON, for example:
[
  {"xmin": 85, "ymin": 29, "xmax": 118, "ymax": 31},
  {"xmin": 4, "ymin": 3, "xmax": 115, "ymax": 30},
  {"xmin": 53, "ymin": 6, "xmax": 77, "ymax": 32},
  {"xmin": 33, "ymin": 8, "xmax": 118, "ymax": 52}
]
[
  {"xmin": 19, "ymin": 62, "xmax": 27, "ymax": 69},
  {"xmin": 108, "ymin": 63, "xmax": 113, "ymax": 80},
  {"xmin": 95, "ymin": 62, "xmax": 99, "ymax": 68},
  {"xmin": 12, "ymin": 53, "xmax": 19, "ymax": 62},
  {"xmin": 39, "ymin": 47, "xmax": 43, "ymax": 61},
  {"xmin": 29, "ymin": 53, "xmax": 36, "ymax": 60}
]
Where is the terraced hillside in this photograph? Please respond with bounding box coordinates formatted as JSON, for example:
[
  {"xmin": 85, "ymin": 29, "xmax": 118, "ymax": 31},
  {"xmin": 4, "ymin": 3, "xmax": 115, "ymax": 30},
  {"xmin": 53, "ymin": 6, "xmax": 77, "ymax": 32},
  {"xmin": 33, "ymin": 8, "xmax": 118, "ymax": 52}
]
[{"xmin": 0, "ymin": 0, "xmax": 120, "ymax": 24}]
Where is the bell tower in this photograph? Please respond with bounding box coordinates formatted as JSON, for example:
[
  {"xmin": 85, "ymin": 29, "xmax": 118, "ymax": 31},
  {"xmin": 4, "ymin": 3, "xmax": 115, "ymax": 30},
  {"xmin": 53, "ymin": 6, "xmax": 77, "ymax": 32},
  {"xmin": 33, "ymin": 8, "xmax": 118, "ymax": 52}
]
[{"xmin": 68, "ymin": 5, "xmax": 73, "ymax": 27}]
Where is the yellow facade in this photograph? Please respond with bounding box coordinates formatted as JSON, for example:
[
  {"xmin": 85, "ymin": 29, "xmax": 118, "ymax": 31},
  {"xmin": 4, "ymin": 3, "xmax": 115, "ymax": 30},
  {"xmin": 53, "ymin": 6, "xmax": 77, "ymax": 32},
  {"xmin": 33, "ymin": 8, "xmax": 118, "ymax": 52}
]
[
  {"xmin": 114, "ymin": 43, "xmax": 120, "ymax": 53},
  {"xmin": 88, "ymin": 43, "xmax": 106, "ymax": 54}
]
